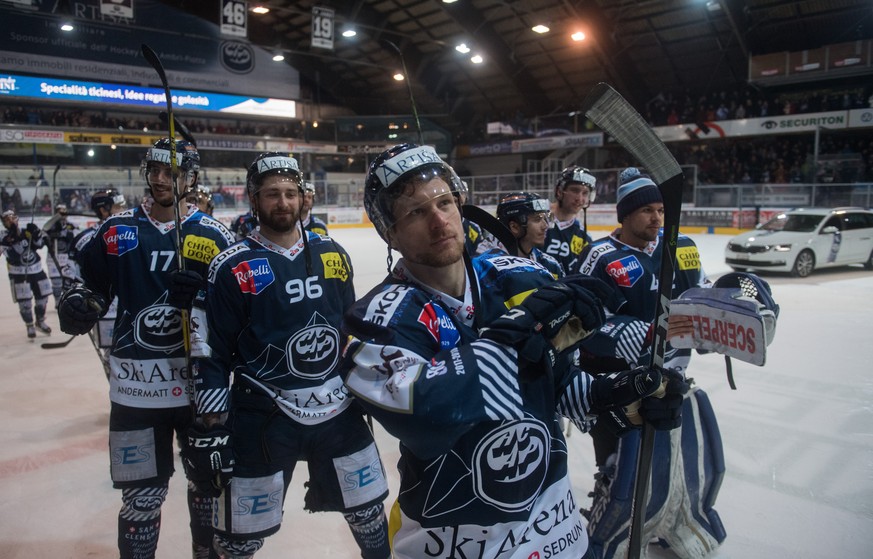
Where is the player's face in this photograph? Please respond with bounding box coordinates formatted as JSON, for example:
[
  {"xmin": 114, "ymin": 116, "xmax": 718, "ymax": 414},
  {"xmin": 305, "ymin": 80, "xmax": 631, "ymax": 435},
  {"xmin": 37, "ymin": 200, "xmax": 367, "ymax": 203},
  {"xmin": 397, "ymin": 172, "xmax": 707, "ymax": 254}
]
[
  {"xmin": 2, "ymin": 213, "xmax": 17, "ymax": 229},
  {"xmin": 253, "ymin": 175, "xmax": 301, "ymax": 234},
  {"xmin": 388, "ymin": 178, "xmax": 465, "ymax": 269},
  {"xmin": 302, "ymin": 191, "xmax": 314, "ymax": 212},
  {"xmin": 521, "ymin": 211, "xmax": 550, "ymax": 249},
  {"xmin": 559, "ymin": 183, "xmax": 592, "ymax": 213},
  {"xmin": 622, "ymin": 202, "xmax": 664, "ymax": 245},
  {"xmin": 145, "ymin": 162, "xmax": 193, "ymax": 208}
]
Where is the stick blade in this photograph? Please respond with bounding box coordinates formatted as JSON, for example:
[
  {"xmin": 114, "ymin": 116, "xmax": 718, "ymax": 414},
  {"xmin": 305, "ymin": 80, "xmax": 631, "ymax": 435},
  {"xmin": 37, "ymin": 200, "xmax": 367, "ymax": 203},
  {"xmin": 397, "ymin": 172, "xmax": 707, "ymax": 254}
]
[
  {"xmin": 582, "ymin": 83, "xmax": 682, "ymax": 185},
  {"xmin": 141, "ymin": 44, "xmax": 167, "ymax": 83}
]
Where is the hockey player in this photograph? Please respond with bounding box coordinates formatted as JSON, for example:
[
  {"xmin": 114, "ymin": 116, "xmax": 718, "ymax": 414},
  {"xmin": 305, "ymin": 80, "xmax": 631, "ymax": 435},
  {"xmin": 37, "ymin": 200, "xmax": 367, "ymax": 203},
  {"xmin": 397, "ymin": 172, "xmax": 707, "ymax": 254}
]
[
  {"xmin": 340, "ymin": 143, "xmax": 686, "ymax": 559},
  {"xmin": 186, "ymin": 186, "xmax": 215, "ymax": 215},
  {"xmin": 573, "ymin": 168, "xmax": 721, "ymax": 559},
  {"xmin": 496, "ymin": 191, "xmax": 564, "ymax": 278},
  {"xmin": 1, "ymin": 209, "xmax": 52, "ymax": 338},
  {"xmin": 545, "ymin": 165, "xmax": 596, "ymax": 274},
  {"xmin": 230, "ymin": 210, "xmax": 258, "ymax": 241},
  {"xmin": 68, "ymin": 189, "xmax": 128, "ymax": 378},
  {"xmin": 44, "ymin": 203, "xmax": 79, "ymax": 307},
  {"xmin": 300, "ymin": 180, "xmax": 329, "ymax": 235},
  {"xmin": 185, "ymin": 152, "xmax": 390, "ymax": 559},
  {"xmin": 56, "ymin": 138, "xmax": 234, "ymax": 559}
]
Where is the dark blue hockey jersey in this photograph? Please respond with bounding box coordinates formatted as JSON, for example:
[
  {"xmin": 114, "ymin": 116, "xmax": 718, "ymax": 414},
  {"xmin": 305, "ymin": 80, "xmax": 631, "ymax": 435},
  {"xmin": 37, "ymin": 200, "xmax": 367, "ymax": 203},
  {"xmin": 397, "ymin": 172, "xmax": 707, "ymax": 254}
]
[
  {"xmin": 573, "ymin": 230, "xmax": 708, "ymax": 372},
  {"xmin": 544, "ymin": 216, "xmax": 592, "ymax": 274},
  {"xmin": 341, "ymin": 251, "xmax": 601, "ymax": 558},
  {"xmin": 192, "ymin": 230, "xmax": 355, "ymax": 425},
  {"xmin": 302, "ymin": 214, "xmax": 329, "ymax": 236},
  {"xmin": 78, "ymin": 202, "xmax": 235, "ymax": 409},
  {"xmin": 1, "ymin": 224, "xmax": 47, "ymax": 276}
]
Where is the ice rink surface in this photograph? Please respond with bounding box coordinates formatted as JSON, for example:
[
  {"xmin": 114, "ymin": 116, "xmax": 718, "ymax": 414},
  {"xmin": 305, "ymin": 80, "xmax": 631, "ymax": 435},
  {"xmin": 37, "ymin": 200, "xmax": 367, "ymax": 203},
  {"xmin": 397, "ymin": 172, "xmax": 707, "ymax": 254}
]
[{"xmin": 1, "ymin": 227, "xmax": 872, "ymax": 558}]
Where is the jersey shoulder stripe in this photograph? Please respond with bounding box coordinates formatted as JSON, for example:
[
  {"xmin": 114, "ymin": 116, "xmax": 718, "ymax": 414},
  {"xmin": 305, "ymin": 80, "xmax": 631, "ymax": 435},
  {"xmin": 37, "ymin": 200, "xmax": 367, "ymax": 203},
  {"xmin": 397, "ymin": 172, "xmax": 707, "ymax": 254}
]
[
  {"xmin": 577, "ymin": 240, "xmax": 617, "ymax": 275},
  {"xmin": 207, "ymin": 242, "xmax": 251, "ymax": 283}
]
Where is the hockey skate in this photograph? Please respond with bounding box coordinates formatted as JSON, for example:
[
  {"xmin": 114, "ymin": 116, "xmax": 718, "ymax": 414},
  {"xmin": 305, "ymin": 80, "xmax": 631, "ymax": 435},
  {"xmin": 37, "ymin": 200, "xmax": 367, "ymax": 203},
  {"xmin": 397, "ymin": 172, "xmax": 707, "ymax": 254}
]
[
  {"xmin": 583, "ymin": 454, "xmax": 616, "ymax": 522},
  {"xmin": 36, "ymin": 320, "xmax": 52, "ymax": 335},
  {"xmin": 26, "ymin": 324, "xmax": 36, "ymax": 339}
]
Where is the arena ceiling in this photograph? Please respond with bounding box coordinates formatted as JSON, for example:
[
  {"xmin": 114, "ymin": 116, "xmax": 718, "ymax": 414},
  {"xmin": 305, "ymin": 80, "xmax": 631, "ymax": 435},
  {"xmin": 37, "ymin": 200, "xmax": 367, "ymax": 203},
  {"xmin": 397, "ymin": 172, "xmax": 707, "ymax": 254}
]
[{"xmin": 167, "ymin": 0, "xmax": 873, "ymax": 129}]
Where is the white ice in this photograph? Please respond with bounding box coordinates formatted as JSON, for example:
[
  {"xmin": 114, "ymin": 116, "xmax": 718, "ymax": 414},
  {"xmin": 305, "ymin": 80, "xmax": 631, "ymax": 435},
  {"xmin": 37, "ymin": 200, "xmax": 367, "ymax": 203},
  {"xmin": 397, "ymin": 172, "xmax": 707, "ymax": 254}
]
[{"xmin": 1, "ymin": 229, "xmax": 871, "ymax": 558}]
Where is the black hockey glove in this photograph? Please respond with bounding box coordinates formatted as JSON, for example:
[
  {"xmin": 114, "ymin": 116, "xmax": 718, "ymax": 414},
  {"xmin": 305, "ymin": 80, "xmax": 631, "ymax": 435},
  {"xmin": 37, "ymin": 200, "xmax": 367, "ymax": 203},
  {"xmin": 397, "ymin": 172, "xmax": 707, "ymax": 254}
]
[
  {"xmin": 58, "ymin": 285, "xmax": 107, "ymax": 335},
  {"xmin": 24, "ymin": 222, "xmax": 41, "ymax": 239},
  {"xmin": 181, "ymin": 423, "xmax": 234, "ymax": 498},
  {"xmin": 168, "ymin": 269, "xmax": 203, "ymax": 310},
  {"xmin": 590, "ymin": 366, "xmax": 665, "ymax": 437},
  {"xmin": 480, "ymin": 281, "xmax": 606, "ymax": 380},
  {"xmin": 638, "ymin": 368, "xmax": 689, "ymax": 431}
]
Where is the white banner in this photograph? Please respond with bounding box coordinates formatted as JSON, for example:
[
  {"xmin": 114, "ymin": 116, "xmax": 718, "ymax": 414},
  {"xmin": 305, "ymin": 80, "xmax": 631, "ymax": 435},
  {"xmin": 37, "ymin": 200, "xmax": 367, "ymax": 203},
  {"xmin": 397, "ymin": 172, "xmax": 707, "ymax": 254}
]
[
  {"xmin": 511, "ymin": 132, "xmax": 603, "ymax": 153},
  {"xmin": 311, "ymin": 6, "xmax": 335, "ymax": 50},
  {"xmin": 101, "ymin": 0, "xmax": 133, "ymax": 19},
  {"xmin": 220, "ymin": 0, "xmax": 248, "ymax": 38}
]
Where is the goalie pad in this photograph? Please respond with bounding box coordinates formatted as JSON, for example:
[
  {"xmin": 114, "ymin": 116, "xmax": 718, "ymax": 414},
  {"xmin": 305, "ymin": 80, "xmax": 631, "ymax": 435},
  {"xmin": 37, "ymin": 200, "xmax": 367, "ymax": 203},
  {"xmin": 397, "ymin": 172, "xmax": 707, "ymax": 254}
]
[
  {"xmin": 586, "ymin": 386, "xmax": 726, "ymax": 559},
  {"xmin": 670, "ymin": 287, "xmax": 768, "ymax": 366}
]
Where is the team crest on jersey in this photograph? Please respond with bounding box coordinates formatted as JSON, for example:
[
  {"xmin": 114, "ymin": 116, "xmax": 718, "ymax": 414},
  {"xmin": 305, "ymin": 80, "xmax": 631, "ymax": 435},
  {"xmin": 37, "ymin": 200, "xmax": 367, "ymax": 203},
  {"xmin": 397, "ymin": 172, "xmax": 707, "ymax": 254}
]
[
  {"xmin": 287, "ymin": 312, "xmax": 339, "ymax": 380},
  {"xmin": 321, "ymin": 251, "xmax": 349, "ymax": 281},
  {"xmin": 417, "ymin": 303, "xmax": 460, "ymax": 350},
  {"xmin": 472, "ymin": 419, "xmax": 550, "ymax": 512},
  {"xmin": 232, "ymin": 258, "xmax": 275, "ymax": 294},
  {"xmin": 182, "ymin": 235, "xmax": 219, "ymax": 265},
  {"xmin": 103, "ymin": 225, "xmax": 138, "ymax": 256},
  {"xmin": 570, "ymin": 234, "xmax": 587, "ymax": 255},
  {"xmin": 606, "ymin": 255, "xmax": 643, "ymax": 287},
  {"xmin": 133, "ymin": 296, "xmax": 184, "ymax": 352}
]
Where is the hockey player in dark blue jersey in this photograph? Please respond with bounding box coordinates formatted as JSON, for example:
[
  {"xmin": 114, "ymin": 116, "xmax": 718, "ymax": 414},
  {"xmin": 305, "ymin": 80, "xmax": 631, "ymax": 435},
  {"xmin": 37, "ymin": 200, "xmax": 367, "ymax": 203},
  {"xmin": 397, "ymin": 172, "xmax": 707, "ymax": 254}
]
[
  {"xmin": 545, "ymin": 165, "xmax": 596, "ymax": 274},
  {"xmin": 1, "ymin": 209, "xmax": 52, "ymax": 338},
  {"xmin": 57, "ymin": 138, "xmax": 235, "ymax": 559},
  {"xmin": 339, "ymin": 143, "xmax": 686, "ymax": 559},
  {"xmin": 300, "ymin": 180, "xmax": 329, "ymax": 235},
  {"xmin": 497, "ymin": 191, "xmax": 564, "ymax": 279},
  {"xmin": 230, "ymin": 211, "xmax": 258, "ymax": 241},
  {"xmin": 186, "ymin": 152, "xmax": 390, "ymax": 559},
  {"xmin": 572, "ymin": 168, "xmax": 723, "ymax": 559}
]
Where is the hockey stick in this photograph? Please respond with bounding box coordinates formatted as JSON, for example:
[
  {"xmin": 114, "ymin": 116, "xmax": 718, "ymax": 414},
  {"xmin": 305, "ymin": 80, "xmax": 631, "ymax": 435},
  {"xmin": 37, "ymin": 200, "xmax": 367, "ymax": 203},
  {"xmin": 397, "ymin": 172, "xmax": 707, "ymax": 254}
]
[
  {"xmin": 41, "ymin": 335, "xmax": 76, "ymax": 350},
  {"xmin": 142, "ymin": 43, "xmax": 195, "ymax": 412},
  {"xmin": 382, "ymin": 39, "xmax": 423, "ymax": 145},
  {"xmin": 159, "ymin": 111, "xmax": 197, "ymax": 147},
  {"xmin": 582, "ymin": 83, "xmax": 684, "ymax": 559},
  {"xmin": 462, "ymin": 204, "xmax": 518, "ymax": 257}
]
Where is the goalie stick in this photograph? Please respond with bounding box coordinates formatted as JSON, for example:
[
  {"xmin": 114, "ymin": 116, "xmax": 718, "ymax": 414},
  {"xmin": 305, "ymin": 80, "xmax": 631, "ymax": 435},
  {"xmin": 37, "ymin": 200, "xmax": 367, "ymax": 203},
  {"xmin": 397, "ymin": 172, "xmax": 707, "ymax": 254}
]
[{"xmin": 582, "ymin": 82, "xmax": 684, "ymax": 559}]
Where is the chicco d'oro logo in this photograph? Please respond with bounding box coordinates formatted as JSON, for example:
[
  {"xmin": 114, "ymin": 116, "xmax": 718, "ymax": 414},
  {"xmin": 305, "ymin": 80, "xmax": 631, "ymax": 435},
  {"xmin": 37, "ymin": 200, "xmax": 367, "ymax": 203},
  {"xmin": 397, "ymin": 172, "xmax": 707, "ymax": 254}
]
[
  {"xmin": 472, "ymin": 420, "xmax": 549, "ymax": 512},
  {"xmin": 220, "ymin": 41, "xmax": 254, "ymax": 74}
]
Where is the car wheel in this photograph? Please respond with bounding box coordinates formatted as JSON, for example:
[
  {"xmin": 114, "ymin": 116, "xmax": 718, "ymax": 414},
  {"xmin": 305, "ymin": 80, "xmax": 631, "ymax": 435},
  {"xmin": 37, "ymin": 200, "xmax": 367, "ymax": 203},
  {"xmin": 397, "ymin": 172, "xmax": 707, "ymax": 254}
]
[
  {"xmin": 791, "ymin": 250, "xmax": 815, "ymax": 277},
  {"xmin": 865, "ymin": 248, "xmax": 873, "ymax": 270}
]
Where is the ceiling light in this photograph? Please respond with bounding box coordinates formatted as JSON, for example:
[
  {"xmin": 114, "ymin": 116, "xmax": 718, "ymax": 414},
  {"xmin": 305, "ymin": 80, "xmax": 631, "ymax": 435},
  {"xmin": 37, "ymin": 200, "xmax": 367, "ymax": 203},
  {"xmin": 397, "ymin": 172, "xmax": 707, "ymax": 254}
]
[
  {"xmin": 471, "ymin": 54, "xmax": 484, "ymax": 64},
  {"xmin": 443, "ymin": 0, "xmax": 458, "ymax": 3},
  {"xmin": 87, "ymin": 149, "xmax": 95, "ymax": 157},
  {"xmin": 342, "ymin": 29, "xmax": 357, "ymax": 38},
  {"xmin": 532, "ymin": 24, "xmax": 550, "ymax": 34},
  {"xmin": 571, "ymin": 31, "xmax": 586, "ymax": 41},
  {"xmin": 272, "ymin": 53, "xmax": 285, "ymax": 62},
  {"xmin": 60, "ymin": 23, "xmax": 74, "ymax": 31},
  {"xmin": 393, "ymin": 72, "xmax": 405, "ymax": 81},
  {"xmin": 455, "ymin": 43, "xmax": 471, "ymax": 54},
  {"xmin": 251, "ymin": 6, "xmax": 269, "ymax": 14}
]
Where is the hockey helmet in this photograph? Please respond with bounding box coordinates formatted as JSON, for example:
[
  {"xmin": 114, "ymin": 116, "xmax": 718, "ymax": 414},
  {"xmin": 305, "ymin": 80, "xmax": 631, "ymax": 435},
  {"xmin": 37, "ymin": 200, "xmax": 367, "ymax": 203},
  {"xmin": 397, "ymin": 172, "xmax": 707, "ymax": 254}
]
[
  {"xmin": 302, "ymin": 181, "xmax": 316, "ymax": 194},
  {"xmin": 713, "ymin": 272, "xmax": 779, "ymax": 345},
  {"xmin": 55, "ymin": 203, "xmax": 68, "ymax": 216},
  {"xmin": 140, "ymin": 138, "xmax": 200, "ymax": 186},
  {"xmin": 497, "ymin": 192, "xmax": 551, "ymax": 226},
  {"xmin": 90, "ymin": 188, "xmax": 126, "ymax": 217},
  {"xmin": 364, "ymin": 143, "xmax": 466, "ymax": 241},
  {"xmin": 186, "ymin": 186, "xmax": 214, "ymax": 214},
  {"xmin": 1, "ymin": 209, "xmax": 16, "ymax": 227},
  {"xmin": 555, "ymin": 165, "xmax": 597, "ymax": 203},
  {"xmin": 246, "ymin": 152, "xmax": 302, "ymax": 199}
]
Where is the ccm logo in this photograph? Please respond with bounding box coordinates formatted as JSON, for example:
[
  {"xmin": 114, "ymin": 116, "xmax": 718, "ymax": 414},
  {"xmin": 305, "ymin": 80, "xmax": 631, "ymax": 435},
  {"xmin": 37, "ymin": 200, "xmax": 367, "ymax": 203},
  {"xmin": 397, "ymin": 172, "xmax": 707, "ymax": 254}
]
[{"xmin": 189, "ymin": 435, "xmax": 229, "ymax": 448}]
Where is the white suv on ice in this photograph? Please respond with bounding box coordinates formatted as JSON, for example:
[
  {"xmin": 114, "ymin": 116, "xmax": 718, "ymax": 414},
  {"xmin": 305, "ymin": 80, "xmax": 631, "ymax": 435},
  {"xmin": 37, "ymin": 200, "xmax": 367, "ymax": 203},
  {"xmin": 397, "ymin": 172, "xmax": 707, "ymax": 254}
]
[{"xmin": 724, "ymin": 207, "xmax": 873, "ymax": 277}]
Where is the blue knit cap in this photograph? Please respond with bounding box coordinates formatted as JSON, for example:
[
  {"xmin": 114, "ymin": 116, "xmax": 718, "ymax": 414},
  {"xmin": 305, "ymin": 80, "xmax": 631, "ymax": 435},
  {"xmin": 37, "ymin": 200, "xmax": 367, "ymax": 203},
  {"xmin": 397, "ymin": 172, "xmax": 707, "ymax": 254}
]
[{"xmin": 616, "ymin": 167, "xmax": 662, "ymax": 222}]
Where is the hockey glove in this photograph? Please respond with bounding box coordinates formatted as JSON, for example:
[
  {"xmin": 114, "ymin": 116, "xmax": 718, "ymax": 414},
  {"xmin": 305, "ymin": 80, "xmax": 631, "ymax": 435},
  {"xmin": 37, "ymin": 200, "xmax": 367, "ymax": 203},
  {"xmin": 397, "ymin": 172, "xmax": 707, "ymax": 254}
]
[
  {"xmin": 168, "ymin": 269, "xmax": 203, "ymax": 311},
  {"xmin": 24, "ymin": 222, "xmax": 41, "ymax": 239},
  {"xmin": 638, "ymin": 368, "xmax": 689, "ymax": 431},
  {"xmin": 590, "ymin": 366, "xmax": 665, "ymax": 437},
  {"xmin": 181, "ymin": 423, "xmax": 234, "ymax": 497},
  {"xmin": 480, "ymin": 282, "xmax": 605, "ymax": 378},
  {"xmin": 58, "ymin": 285, "xmax": 107, "ymax": 335}
]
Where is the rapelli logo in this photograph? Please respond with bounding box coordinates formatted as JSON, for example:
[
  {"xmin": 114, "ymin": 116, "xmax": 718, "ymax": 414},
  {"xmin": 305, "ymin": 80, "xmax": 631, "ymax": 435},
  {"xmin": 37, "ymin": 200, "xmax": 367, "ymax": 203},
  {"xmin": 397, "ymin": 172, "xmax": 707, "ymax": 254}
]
[
  {"xmin": 232, "ymin": 258, "xmax": 275, "ymax": 294},
  {"xmin": 606, "ymin": 255, "xmax": 643, "ymax": 287},
  {"xmin": 103, "ymin": 225, "xmax": 138, "ymax": 256}
]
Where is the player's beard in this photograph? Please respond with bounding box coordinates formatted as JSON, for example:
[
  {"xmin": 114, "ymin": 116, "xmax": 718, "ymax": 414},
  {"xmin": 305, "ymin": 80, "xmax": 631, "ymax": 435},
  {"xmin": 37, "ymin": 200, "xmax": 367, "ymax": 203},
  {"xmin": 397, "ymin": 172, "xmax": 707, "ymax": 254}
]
[
  {"xmin": 259, "ymin": 204, "xmax": 300, "ymax": 234},
  {"xmin": 407, "ymin": 232, "xmax": 465, "ymax": 268}
]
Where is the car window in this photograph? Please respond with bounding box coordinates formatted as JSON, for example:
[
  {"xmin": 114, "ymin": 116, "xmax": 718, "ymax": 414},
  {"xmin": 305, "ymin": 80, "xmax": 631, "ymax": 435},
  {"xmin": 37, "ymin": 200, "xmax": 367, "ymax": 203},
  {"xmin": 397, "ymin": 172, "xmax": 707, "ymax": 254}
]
[
  {"xmin": 820, "ymin": 216, "xmax": 842, "ymax": 232},
  {"xmin": 770, "ymin": 214, "xmax": 822, "ymax": 232},
  {"xmin": 845, "ymin": 213, "xmax": 873, "ymax": 230}
]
